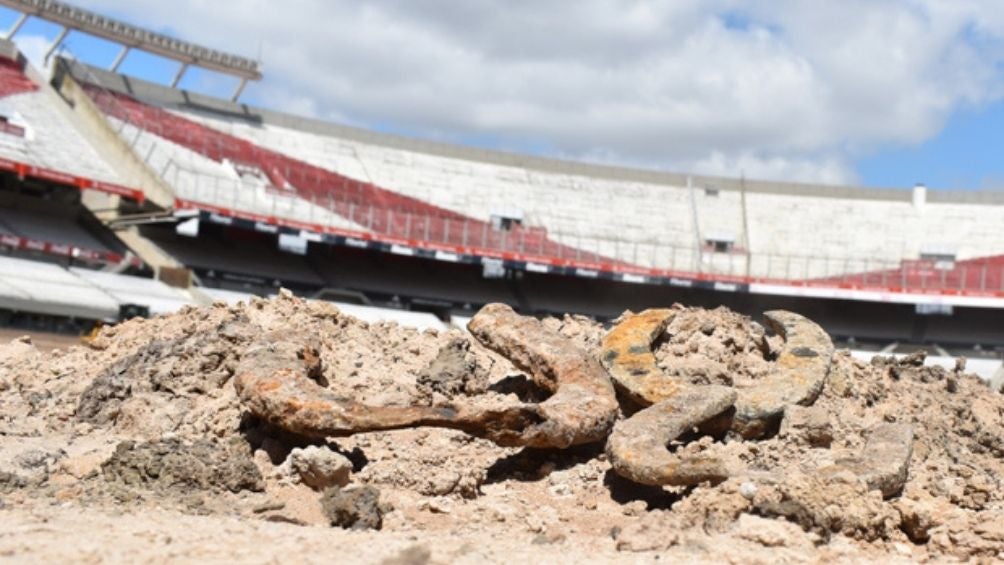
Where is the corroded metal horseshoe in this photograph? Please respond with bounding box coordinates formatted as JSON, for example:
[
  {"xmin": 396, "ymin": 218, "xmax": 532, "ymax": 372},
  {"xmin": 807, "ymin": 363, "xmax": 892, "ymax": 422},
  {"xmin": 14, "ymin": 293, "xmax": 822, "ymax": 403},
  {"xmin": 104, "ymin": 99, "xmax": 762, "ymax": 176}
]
[
  {"xmin": 235, "ymin": 304, "xmax": 619, "ymax": 449},
  {"xmin": 600, "ymin": 309, "xmax": 737, "ymax": 486},
  {"xmin": 234, "ymin": 338, "xmax": 543, "ymax": 440},
  {"xmin": 732, "ymin": 310, "xmax": 835, "ymax": 438},
  {"xmin": 467, "ymin": 303, "xmax": 619, "ymax": 448}
]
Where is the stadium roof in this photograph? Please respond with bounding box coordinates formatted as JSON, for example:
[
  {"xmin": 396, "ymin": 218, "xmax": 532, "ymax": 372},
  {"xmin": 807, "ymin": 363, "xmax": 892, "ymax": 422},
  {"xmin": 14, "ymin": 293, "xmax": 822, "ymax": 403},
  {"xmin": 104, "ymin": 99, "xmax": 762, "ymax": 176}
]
[{"xmin": 0, "ymin": 0, "xmax": 261, "ymax": 98}]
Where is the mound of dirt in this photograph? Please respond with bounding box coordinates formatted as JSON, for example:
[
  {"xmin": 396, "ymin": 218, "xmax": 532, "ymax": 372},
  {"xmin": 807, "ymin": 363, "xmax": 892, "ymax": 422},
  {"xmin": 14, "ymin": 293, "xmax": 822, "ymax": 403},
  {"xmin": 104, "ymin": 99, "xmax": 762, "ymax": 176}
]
[{"xmin": 0, "ymin": 294, "xmax": 1002, "ymax": 562}]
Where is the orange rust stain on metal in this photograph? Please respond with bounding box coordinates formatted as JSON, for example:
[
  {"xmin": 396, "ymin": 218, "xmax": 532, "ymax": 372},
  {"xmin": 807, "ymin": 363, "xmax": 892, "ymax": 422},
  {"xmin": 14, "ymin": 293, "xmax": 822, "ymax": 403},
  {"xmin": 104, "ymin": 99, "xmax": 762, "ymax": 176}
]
[{"xmin": 600, "ymin": 308, "xmax": 677, "ymax": 405}]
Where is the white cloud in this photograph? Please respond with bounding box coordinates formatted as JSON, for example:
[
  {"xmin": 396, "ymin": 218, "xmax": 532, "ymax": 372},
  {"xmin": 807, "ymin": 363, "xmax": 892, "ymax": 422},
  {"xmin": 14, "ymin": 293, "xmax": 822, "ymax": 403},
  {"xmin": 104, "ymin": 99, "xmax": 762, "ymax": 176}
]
[
  {"xmin": 59, "ymin": 1, "xmax": 1004, "ymax": 185},
  {"xmin": 13, "ymin": 33, "xmax": 56, "ymax": 71}
]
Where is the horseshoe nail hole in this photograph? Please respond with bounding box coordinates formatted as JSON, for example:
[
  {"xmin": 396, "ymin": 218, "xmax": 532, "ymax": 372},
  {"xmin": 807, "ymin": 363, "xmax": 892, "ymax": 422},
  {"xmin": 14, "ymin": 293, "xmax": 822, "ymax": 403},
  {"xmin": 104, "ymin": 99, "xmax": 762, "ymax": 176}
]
[
  {"xmin": 238, "ymin": 413, "xmax": 369, "ymax": 471},
  {"xmin": 665, "ymin": 408, "xmax": 736, "ymax": 452},
  {"xmin": 488, "ymin": 374, "xmax": 550, "ymax": 403},
  {"xmin": 651, "ymin": 331, "xmax": 672, "ymax": 352},
  {"xmin": 602, "ymin": 470, "xmax": 690, "ymax": 510},
  {"xmin": 484, "ymin": 443, "xmax": 603, "ymax": 484}
]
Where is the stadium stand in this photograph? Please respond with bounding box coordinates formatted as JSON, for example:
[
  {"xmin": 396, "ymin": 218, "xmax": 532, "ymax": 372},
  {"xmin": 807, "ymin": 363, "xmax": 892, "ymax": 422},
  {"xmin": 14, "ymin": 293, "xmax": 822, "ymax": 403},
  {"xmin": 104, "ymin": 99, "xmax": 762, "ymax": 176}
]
[
  {"xmin": 145, "ymin": 223, "xmax": 326, "ymax": 288},
  {"xmin": 0, "ymin": 191, "xmax": 110, "ymax": 251},
  {"xmin": 0, "ymin": 41, "xmax": 141, "ymax": 201},
  {"xmin": 0, "ymin": 34, "xmax": 995, "ymax": 354},
  {"xmin": 0, "ymin": 182, "xmax": 138, "ymax": 268},
  {"xmin": 69, "ymin": 267, "xmax": 194, "ymax": 316},
  {"xmin": 0, "ymin": 255, "xmax": 121, "ymax": 319},
  {"xmin": 0, "ymin": 51, "xmax": 36, "ymax": 97},
  {"xmin": 75, "ymin": 78, "xmax": 621, "ymax": 266},
  {"xmin": 0, "ymin": 254, "xmax": 205, "ymax": 319},
  {"xmin": 63, "ymin": 59, "xmax": 1004, "ymax": 304}
]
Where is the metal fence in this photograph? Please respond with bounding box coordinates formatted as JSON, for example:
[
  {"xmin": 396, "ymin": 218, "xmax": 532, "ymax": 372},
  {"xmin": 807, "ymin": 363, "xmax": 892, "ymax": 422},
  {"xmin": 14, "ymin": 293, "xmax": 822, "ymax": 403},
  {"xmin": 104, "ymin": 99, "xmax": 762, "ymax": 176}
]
[{"xmin": 74, "ymin": 61, "xmax": 1004, "ymax": 294}]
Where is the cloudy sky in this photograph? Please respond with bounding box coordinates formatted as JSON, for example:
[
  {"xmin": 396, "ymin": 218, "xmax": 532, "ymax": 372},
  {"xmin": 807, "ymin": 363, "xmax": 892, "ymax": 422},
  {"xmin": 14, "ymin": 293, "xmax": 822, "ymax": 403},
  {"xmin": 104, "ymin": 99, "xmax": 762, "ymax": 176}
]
[{"xmin": 4, "ymin": 1, "xmax": 1004, "ymax": 190}]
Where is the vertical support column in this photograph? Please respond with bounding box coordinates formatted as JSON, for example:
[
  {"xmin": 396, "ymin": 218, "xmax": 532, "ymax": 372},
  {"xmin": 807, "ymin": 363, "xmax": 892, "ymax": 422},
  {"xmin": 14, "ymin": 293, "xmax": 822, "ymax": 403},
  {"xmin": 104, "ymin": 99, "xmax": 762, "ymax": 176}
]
[
  {"xmin": 43, "ymin": 26, "xmax": 70, "ymax": 63},
  {"xmin": 230, "ymin": 78, "xmax": 248, "ymax": 102},
  {"xmin": 109, "ymin": 45, "xmax": 130, "ymax": 71},
  {"xmin": 687, "ymin": 175, "xmax": 702, "ymax": 272},
  {"xmin": 739, "ymin": 171, "xmax": 751, "ymax": 277},
  {"xmin": 170, "ymin": 62, "xmax": 189, "ymax": 88},
  {"xmin": 5, "ymin": 13, "xmax": 28, "ymax": 40}
]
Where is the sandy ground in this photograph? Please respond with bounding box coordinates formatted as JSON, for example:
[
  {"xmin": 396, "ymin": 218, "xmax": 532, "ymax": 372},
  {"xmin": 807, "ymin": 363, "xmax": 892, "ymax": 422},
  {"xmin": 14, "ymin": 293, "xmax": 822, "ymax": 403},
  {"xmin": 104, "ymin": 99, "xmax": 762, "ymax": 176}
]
[
  {"xmin": 0, "ymin": 328, "xmax": 81, "ymax": 352},
  {"xmin": 0, "ymin": 295, "xmax": 1002, "ymax": 563}
]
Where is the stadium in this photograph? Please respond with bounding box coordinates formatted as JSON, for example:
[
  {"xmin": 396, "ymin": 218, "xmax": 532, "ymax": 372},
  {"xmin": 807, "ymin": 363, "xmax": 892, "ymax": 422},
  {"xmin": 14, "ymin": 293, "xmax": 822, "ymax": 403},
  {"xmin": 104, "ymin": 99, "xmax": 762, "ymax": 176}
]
[{"xmin": 1, "ymin": 1, "xmax": 1003, "ymax": 562}]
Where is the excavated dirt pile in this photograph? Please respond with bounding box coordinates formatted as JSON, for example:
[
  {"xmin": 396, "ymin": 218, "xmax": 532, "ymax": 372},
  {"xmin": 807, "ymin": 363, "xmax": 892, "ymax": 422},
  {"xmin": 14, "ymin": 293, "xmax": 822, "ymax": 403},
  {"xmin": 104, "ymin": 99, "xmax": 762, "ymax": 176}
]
[{"xmin": 0, "ymin": 294, "xmax": 1002, "ymax": 563}]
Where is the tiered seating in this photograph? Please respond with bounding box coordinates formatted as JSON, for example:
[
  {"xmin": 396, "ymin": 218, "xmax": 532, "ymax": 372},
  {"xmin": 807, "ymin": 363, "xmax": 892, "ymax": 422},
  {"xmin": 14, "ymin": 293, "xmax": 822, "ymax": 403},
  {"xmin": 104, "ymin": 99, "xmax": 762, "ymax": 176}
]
[
  {"xmin": 74, "ymin": 65, "xmax": 1004, "ymax": 292},
  {"xmin": 0, "ymin": 206, "xmax": 111, "ymax": 252},
  {"xmin": 0, "ymin": 255, "xmax": 120, "ymax": 320},
  {"xmin": 196, "ymin": 114, "xmax": 699, "ymax": 264},
  {"xmin": 818, "ymin": 254, "xmax": 1004, "ymax": 294},
  {"xmin": 0, "ymin": 57, "xmax": 37, "ymax": 98},
  {"xmin": 0, "ymin": 54, "xmax": 128, "ymax": 189},
  {"xmin": 70, "ymin": 268, "xmax": 195, "ymax": 316},
  {"xmin": 178, "ymin": 106, "xmax": 1004, "ymax": 280},
  {"xmin": 0, "ymin": 255, "xmax": 203, "ymax": 319},
  {"xmin": 0, "ymin": 190, "xmax": 132, "ymax": 266},
  {"xmin": 83, "ymin": 86, "xmax": 620, "ymax": 266}
]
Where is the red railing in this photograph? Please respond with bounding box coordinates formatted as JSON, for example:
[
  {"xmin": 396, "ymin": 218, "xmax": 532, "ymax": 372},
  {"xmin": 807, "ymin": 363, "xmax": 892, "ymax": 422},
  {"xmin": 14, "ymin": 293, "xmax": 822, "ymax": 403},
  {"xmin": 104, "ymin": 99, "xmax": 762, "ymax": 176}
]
[
  {"xmin": 0, "ymin": 233, "xmax": 141, "ymax": 268},
  {"xmin": 83, "ymin": 83, "xmax": 627, "ymax": 266}
]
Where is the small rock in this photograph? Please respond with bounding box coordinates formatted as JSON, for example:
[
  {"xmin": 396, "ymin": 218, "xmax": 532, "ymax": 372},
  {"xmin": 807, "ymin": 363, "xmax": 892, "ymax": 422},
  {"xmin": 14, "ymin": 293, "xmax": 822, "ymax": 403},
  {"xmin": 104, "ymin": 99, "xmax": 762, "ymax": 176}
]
[
  {"xmin": 416, "ymin": 338, "xmax": 487, "ymax": 399},
  {"xmin": 101, "ymin": 438, "xmax": 264, "ymax": 494},
  {"xmin": 945, "ymin": 377, "xmax": 958, "ymax": 393},
  {"xmin": 252, "ymin": 501, "xmax": 286, "ymax": 514},
  {"xmin": 779, "ymin": 405, "xmax": 833, "ymax": 447},
  {"xmin": 895, "ymin": 498, "xmax": 941, "ymax": 543},
  {"xmin": 548, "ymin": 483, "xmax": 572, "ymax": 497},
  {"xmin": 622, "ymin": 500, "xmax": 648, "ymax": 516},
  {"xmin": 321, "ymin": 485, "xmax": 384, "ymax": 530},
  {"xmin": 953, "ymin": 357, "xmax": 967, "ymax": 373},
  {"xmin": 289, "ymin": 446, "xmax": 352, "ymax": 490},
  {"xmin": 418, "ymin": 496, "xmax": 453, "ymax": 514},
  {"xmin": 739, "ymin": 482, "xmax": 758, "ymax": 500}
]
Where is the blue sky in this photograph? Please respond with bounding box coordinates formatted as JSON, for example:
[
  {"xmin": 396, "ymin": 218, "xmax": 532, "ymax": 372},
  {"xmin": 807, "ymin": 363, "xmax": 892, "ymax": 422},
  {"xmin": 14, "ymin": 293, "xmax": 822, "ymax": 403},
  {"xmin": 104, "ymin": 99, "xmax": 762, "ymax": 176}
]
[
  {"xmin": 3, "ymin": 2, "xmax": 1004, "ymax": 192},
  {"xmin": 857, "ymin": 101, "xmax": 1004, "ymax": 190}
]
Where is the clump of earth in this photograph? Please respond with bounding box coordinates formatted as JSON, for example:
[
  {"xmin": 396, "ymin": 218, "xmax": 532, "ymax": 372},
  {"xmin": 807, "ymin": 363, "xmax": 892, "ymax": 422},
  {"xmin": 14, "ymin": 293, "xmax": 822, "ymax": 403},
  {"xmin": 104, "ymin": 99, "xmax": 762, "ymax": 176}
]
[{"xmin": 0, "ymin": 294, "xmax": 1001, "ymax": 562}]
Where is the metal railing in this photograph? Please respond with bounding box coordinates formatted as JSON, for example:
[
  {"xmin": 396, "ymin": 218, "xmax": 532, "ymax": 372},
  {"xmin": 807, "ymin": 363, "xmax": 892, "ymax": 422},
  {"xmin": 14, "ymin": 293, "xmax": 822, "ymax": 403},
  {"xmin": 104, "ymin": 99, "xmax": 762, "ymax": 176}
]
[
  {"xmin": 71, "ymin": 61, "xmax": 1004, "ymax": 294},
  {"xmin": 163, "ymin": 164, "xmax": 1004, "ymax": 293}
]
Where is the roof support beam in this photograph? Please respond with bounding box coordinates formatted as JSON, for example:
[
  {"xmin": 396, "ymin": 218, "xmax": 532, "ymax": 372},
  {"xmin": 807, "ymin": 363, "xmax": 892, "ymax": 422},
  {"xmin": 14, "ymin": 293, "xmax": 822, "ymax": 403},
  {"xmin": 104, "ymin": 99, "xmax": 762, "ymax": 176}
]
[
  {"xmin": 0, "ymin": 0, "xmax": 261, "ymax": 81},
  {"xmin": 109, "ymin": 45, "xmax": 130, "ymax": 72},
  {"xmin": 230, "ymin": 77, "xmax": 248, "ymax": 102},
  {"xmin": 4, "ymin": 12, "xmax": 27, "ymax": 39},
  {"xmin": 170, "ymin": 62, "xmax": 189, "ymax": 88},
  {"xmin": 42, "ymin": 26, "xmax": 69, "ymax": 64}
]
